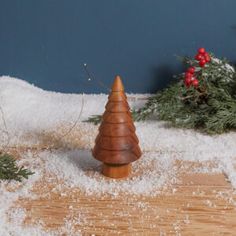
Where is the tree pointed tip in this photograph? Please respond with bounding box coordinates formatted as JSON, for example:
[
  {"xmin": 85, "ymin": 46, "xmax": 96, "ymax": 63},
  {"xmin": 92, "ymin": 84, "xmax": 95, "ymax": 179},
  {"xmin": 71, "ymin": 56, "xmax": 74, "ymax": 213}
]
[{"xmin": 112, "ymin": 75, "xmax": 124, "ymax": 92}]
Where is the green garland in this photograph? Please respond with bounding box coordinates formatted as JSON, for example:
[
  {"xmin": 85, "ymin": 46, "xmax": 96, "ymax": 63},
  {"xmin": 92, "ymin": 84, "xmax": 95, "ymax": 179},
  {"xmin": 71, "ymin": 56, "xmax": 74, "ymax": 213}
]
[
  {"xmin": 87, "ymin": 50, "xmax": 236, "ymax": 134},
  {"xmin": 133, "ymin": 53, "xmax": 236, "ymax": 134}
]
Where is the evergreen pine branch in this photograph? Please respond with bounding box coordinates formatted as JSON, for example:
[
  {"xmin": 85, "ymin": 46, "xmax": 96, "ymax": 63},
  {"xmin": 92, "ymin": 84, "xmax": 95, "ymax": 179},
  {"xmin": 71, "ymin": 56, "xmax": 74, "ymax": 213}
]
[
  {"xmin": 132, "ymin": 54, "xmax": 236, "ymax": 134},
  {"xmin": 0, "ymin": 153, "xmax": 34, "ymax": 182},
  {"xmin": 85, "ymin": 115, "xmax": 102, "ymax": 125}
]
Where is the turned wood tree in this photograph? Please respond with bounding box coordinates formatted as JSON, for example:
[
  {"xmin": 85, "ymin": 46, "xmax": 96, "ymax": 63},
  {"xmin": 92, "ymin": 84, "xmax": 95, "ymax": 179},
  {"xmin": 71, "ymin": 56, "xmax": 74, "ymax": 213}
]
[{"xmin": 93, "ymin": 75, "xmax": 142, "ymax": 178}]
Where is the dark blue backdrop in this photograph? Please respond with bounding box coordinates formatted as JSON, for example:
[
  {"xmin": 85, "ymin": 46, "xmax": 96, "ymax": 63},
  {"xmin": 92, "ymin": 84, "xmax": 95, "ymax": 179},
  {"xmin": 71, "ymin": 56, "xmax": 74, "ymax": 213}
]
[{"xmin": 0, "ymin": 0, "xmax": 236, "ymax": 93}]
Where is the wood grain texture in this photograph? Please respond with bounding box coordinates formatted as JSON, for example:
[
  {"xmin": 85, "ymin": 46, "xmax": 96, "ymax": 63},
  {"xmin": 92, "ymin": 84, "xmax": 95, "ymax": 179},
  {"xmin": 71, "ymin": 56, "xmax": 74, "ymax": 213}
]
[
  {"xmin": 9, "ymin": 148, "xmax": 234, "ymax": 236},
  {"xmin": 18, "ymin": 169, "xmax": 236, "ymax": 235},
  {"xmin": 5, "ymin": 134, "xmax": 236, "ymax": 234}
]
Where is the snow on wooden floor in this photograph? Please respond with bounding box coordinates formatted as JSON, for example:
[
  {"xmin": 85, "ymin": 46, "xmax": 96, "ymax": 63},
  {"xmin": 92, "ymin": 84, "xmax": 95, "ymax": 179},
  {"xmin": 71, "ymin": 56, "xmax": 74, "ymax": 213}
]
[
  {"xmin": 5, "ymin": 147, "xmax": 236, "ymax": 235},
  {"xmin": 0, "ymin": 76, "xmax": 236, "ymax": 235},
  {"xmin": 22, "ymin": 174, "xmax": 235, "ymax": 236}
]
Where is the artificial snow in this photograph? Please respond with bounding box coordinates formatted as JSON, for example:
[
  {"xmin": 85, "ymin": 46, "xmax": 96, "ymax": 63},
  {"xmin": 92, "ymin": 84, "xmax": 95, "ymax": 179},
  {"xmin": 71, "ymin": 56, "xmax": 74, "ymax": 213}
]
[
  {"xmin": 40, "ymin": 149, "xmax": 176, "ymax": 196},
  {"xmin": 0, "ymin": 76, "xmax": 235, "ymax": 235}
]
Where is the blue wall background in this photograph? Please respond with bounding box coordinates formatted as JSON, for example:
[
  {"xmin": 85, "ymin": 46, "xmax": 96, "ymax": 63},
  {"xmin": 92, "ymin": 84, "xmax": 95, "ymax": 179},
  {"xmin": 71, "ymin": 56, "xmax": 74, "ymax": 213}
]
[{"xmin": 0, "ymin": 0, "xmax": 236, "ymax": 93}]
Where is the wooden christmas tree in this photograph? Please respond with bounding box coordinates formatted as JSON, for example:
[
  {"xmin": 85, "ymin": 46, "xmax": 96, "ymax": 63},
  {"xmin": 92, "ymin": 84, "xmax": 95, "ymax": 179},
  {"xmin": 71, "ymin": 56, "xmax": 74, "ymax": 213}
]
[{"xmin": 92, "ymin": 75, "xmax": 142, "ymax": 178}]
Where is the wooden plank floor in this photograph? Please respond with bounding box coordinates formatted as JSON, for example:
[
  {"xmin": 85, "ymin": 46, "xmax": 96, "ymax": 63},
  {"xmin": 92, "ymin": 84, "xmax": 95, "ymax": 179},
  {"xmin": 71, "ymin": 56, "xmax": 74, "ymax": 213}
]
[{"xmin": 13, "ymin": 154, "xmax": 236, "ymax": 236}]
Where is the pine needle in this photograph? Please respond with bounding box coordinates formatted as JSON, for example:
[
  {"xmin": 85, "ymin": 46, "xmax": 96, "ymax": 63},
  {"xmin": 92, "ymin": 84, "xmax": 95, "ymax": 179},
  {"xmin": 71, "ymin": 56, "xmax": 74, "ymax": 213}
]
[{"xmin": 0, "ymin": 153, "xmax": 34, "ymax": 182}]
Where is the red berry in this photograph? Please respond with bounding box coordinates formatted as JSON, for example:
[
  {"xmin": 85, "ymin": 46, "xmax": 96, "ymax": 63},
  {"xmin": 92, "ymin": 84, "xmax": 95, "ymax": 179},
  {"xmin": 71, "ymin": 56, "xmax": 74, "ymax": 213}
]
[
  {"xmin": 187, "ymin": 67, "xmax": 195, "ymax": 74},
  {"xmin": 198, "ymin": 48, "xmax": 206, "ymax": 54},
  {"xmin": 204, "ymin": 53, "xmax": 211, "ymax": 62},
  {"xmin": 195, "ymin": 53, "xmax": 203, "ymax": 61},
  {"xmin": 184, "ymin": 78, "xmax": 192, "ymax": 87},
  {"xmin": 192, "ymin": 79, "xmax": 199, "ymax": 88},
  {"xmin": 185, "ymin": 77, "xmax": 192, "ymax": 83},
  {"xmin": 185, "ymin": 72, "xmax": 192, "ymax": 79},
  {"xmin": 199, "ymin": 59, "xmax": 206, "ymax": 67}
]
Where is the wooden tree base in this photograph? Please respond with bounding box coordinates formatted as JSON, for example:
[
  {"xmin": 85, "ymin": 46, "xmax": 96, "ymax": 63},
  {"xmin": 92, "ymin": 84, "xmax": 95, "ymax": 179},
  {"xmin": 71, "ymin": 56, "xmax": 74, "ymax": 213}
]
[{"xmin": 102, "ymin": 163, "xmax": 131, "ymax": 178}]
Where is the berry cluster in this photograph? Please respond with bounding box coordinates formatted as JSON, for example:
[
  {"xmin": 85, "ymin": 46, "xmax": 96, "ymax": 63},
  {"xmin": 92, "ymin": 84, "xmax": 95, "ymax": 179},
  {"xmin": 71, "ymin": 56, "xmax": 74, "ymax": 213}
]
[
  {"xmin": 194, "ymin": 47, "xmax": 211, "ymax": 67},
  {"xmin": 184, "ymin": 66, "xmax": 198, "ymax": 88},
  {"xmin": 184, "ymin": 48, "xmax": 211, "ymax": 88}
]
